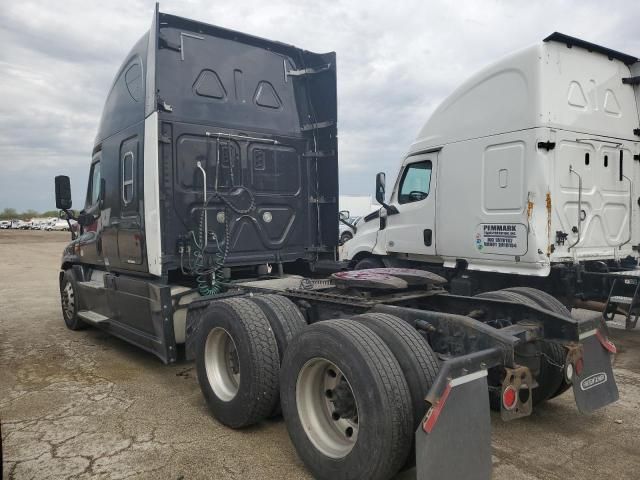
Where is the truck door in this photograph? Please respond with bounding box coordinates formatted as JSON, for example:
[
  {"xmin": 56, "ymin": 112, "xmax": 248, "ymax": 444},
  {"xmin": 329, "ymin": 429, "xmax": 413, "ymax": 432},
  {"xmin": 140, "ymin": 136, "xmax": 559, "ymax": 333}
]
[
  {"xmin": 383, "ymin": 152, "xmax": 438, "ymax": 257},
  {"xmin": 76, "ymin": 155, "xmax": 106, "ymax": 267},
  {"xmin": 116, "ymin": 137, "xmax": 144, "ymax": 267}
]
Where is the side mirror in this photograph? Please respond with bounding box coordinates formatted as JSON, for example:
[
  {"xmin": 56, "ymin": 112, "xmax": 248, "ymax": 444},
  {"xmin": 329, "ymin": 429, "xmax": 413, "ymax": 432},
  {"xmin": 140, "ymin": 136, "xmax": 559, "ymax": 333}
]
[
  {"xmin": 375, "ymin": 172, "xmax": 386, "ymax": 205},
  {"xmin": 339, "ymin": 210, "xmax": 350, "ymax": 221},
  {"xmin": 375, "ymin": 172, "xmax": 398, "ymax": 216},
  {"xmin": 55, "ymin": 175, "xmax": 72, "ymax": 210}
]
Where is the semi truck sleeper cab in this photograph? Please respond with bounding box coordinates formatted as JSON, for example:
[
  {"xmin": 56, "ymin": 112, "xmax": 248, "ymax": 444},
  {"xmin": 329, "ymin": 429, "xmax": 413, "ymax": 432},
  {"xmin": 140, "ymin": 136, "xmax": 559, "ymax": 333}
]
[{"xmin": 54, "ymin": 6, "xmax": 621, "ymax": 480}]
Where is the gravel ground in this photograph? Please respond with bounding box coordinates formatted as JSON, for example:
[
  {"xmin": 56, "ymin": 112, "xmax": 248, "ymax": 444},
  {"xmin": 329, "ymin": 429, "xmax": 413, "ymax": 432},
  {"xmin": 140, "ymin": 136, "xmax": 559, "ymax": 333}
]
[{"xmin": 1, "ymin": 230, "xmax": 639, "ymax": 479}]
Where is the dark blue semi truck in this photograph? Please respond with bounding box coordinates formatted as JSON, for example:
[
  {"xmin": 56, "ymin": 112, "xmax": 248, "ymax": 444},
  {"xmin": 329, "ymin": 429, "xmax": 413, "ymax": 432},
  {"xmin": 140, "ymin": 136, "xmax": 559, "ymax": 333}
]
[{"xmin": 53, "ymin": 5, "xmax": 619, "ymax": 480}]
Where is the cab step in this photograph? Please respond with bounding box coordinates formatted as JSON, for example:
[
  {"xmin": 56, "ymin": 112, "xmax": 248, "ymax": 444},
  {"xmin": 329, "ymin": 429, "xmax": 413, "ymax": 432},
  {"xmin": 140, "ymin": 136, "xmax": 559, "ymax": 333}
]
[
  {"xmin": 78, "ymin": 280, "xmax": 105, "ymax": 289},
  {"xmin": 609, "ymin": 296, "xmax": 634, "ymax": 305},
  {"xmin": 603, "ymin": 277, "xmax": 640, "ymax": 330},
  {"xmin": 77, "ymin": 310, "xmax": 110, "ymax": 325},
  {"xmin": 607, "ymin": 270, "xmax": 640, "ymax": 277}
]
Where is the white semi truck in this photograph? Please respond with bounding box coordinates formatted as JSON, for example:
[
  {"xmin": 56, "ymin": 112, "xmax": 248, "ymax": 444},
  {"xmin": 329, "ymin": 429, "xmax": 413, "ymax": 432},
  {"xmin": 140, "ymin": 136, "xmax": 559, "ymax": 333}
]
[
  {"xmin": 345, "ymin": 33, "xmax": 640, "ymax": 329},
  {"xmin": 53, "ymin": 7, "xmax": 621, "ymax": 479}
]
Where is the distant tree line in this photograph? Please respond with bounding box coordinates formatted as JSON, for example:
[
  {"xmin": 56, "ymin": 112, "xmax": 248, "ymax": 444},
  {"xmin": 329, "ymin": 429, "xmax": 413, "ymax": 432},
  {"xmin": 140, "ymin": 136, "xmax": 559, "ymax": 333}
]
[{"xmin": 0, "ymin": 208, "xmax": 77, "ymax": 220}]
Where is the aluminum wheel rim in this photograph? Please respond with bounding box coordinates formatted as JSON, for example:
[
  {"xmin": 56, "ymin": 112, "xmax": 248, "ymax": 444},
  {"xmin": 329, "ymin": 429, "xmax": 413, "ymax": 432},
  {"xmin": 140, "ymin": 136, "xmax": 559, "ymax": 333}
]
[
  {"xmin": 296, "ymin": 358, "xmax": 359, "ymax": 459},
  {"xmin": 204, "ymin": 327, "xmax": 240, "ymax": 402},
  {"xmin": 61, "ymin": 282, "xmax": 75, "ymax": 320}
]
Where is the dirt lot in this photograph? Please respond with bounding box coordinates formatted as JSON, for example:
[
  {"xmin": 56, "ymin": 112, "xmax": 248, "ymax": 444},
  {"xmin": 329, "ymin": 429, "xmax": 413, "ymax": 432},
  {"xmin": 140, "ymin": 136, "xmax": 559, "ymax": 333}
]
[{"xmin": 1, "ymin": 229, "xmax": 640, "ymax": 479}]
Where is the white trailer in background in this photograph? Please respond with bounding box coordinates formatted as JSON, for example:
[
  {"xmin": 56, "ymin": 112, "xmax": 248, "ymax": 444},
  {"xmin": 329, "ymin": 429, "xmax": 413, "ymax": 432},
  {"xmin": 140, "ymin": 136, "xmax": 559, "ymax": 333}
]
[{"xmin": 346, "ymin": 33, "xmax": 640, "ymax": 328}]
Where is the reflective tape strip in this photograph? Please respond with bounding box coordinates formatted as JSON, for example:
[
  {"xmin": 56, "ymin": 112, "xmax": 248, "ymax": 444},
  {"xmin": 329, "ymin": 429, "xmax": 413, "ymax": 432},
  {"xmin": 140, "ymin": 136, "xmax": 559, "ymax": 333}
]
[
  {"xmin": 450, "ymin": 369, "xmax": 488, "ymax": 387},
  {"xmin": 596, "ymin": 330, "xmax": 617, "ymax": 354},
  {"xmin": 423, "ymin": 383, "xmax": 452, "ymax": 434},
  {"xmin": 579, "ymin": 329, "xmax": 597, "ymax": 340},
  {"xmin": 423, "ymin": 370, "xmax": 488, "ymax": 434}
]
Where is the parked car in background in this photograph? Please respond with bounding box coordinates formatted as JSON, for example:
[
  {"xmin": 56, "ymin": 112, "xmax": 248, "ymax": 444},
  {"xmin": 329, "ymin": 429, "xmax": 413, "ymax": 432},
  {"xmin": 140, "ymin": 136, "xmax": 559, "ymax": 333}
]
[
  {"xmin": 0, "ymin": 221, "xmax": 11, "ymax": 229},
  {"xmin": 46, "ymin": 220, "xmax": 72, "ymax": 231},
  {"xmin": 339, "ymin": 216, "xmax": 361, "ymax": 244}
]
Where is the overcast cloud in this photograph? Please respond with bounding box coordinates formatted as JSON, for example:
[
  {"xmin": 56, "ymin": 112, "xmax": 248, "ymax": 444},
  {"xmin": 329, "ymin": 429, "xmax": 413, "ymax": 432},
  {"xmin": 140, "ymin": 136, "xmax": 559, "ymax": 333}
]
[{"xmin": 0, "ymin": 0, "xmax": 639, "ymax": 211}]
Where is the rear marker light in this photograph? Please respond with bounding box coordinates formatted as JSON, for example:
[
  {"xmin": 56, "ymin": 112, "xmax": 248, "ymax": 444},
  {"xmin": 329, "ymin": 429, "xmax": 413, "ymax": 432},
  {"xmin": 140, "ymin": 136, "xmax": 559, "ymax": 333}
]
[
  {"xmin": 575, "ymin": 358, "xmax": 584, "ymax": 376},
  {"xmin": 423, "ymin": 370, "xmax": 488, "ymax": 433},
  {"xmin": 423, "ymin": 383, "xmax": 452, "ymax": 434},
  {"xmin": 565, "ymin": 363, "xmax": 574, "ymax": 382},
  {"xmin": 502, "ymin": 386, "xmax": 517, "ymax": 410},
  {"xmin": 596, "ymin": 330, "xmax": 617, "ymax": 354}
]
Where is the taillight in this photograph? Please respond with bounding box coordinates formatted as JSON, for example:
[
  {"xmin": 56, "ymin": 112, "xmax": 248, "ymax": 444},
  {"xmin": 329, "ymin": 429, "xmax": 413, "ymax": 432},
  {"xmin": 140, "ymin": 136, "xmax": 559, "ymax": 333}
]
[{"xmin": 502, "ymin": 386, "xmax": 517, "ymax": 410}]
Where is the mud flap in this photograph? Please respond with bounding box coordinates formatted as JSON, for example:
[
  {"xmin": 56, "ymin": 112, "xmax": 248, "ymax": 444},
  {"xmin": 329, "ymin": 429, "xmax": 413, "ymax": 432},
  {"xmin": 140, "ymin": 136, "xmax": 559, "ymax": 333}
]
[
  {"xmin": 572, "ymin": 331, "xmax": 618, "ymax": 413},
  {"xmin": 416, "ymin": 370, "xmax": 492, "ymax": 480}
]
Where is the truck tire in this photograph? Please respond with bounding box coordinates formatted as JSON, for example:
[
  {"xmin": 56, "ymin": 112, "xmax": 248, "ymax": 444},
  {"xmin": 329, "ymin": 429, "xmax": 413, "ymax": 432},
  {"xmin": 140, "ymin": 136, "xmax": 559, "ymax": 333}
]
[
  {"xmin": 195, "ymin": 297, "xmax": 280, "ymax": 428},
  {"xmin": 535, "ymin": 341, "xmax": 568, "ymax": 400},
  {"xmin": 354, "ymin": 256, "xmax": 384, "ymax": 270},
  {"xmin": 60, "ymin": 270, "xmax": 86, "ymax": 331},
  {"xmin": 280, "ymin": 319, "xmax": 413, "ymax": 480},
  {"xmin": 249, "ymin": 294, "xmax": 307, "ymax": 359},
  {"xmin": 503, "ymin": 287, "xmax": 570, "ymax": 315},
  {"xmin": 475, "ymin": 290, "xmax": 565, "ymax": 407},
  {"xmin": 352, "ymin": 313, "xmax": 439, "ymax": 430},
  {"xmin": 476, "ymin": 289, "xmax": 537, "ymax": 306},
  {"xmin": 248, "ymin": 294, "xmax": 307, "ymax": 415}
]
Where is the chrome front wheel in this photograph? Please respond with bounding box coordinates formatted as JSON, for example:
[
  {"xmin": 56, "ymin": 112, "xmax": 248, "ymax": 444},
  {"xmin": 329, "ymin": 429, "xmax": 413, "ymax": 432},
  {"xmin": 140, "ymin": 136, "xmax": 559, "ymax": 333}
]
[
  {"xmin": 60, "ymin": 271, "xmax": 86, "ymax": 331},
  {"xmin": 61, "ymin": 281, "xmax": 75, "ymax": 321}
]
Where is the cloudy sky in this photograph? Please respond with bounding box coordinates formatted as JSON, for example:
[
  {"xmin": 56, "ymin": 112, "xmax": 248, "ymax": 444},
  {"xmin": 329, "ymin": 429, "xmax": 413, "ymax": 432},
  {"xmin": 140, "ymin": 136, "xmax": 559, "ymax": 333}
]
[{"xmin": 1, "ymin": 0, "xmax": 639, "ymax": 212}]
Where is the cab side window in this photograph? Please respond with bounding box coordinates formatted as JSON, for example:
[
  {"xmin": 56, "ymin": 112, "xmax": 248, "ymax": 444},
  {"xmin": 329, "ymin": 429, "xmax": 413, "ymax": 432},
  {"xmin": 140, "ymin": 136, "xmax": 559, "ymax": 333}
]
[
  {"xmin": 88, "ymin": 160, "xmax": 102, "ymax": 207},
  {"xmin": 398, "ymin": 160, "xmax": 432, "ymax": 204},
  {"xmin": 122, "ymin": 151, "xmax": 135, "ymax": 205},
  {"xmin": 120, "ymin": 137, "xmax": 138, "ymax": 212}
]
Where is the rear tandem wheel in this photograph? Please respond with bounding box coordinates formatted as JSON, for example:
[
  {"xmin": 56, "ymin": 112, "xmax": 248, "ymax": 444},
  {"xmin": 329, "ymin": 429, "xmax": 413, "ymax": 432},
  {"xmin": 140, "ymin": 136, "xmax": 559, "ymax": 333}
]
[
  {"xmin": 195, "ymin": 297, "xmax": 280, "ymax": 428},
  {"xmin": 280, "ymin": 319, "xmax": 414, "ymax": 480},
  {"xmin": 247, "ymin": 294, "xmax": 307, "ymax": 415}
]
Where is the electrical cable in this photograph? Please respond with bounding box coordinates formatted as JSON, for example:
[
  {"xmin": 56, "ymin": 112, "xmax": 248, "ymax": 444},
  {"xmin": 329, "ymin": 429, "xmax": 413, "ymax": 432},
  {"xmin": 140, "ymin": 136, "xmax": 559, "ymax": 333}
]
[{"xmin": 189, "ymin": 143, "xmax": 256, "ymax": 296}]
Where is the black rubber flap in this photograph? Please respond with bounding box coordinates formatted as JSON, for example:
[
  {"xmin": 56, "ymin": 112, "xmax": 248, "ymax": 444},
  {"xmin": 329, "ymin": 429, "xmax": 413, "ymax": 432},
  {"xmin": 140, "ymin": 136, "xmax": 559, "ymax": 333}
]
[
  {"xmin": 572, "ymin": 333, "xmax": 619, "ymax": 413},
  {"xmin": 416, "ymin": 373, "xmax": 492, "ymax": 480}
]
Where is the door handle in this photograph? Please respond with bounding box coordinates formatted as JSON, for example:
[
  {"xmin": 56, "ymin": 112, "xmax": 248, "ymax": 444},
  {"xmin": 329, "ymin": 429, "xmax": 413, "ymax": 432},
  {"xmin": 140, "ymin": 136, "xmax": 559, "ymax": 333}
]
[{"xmin": 424, "ymin": 229, "xmax": 432, "ymax": 246}]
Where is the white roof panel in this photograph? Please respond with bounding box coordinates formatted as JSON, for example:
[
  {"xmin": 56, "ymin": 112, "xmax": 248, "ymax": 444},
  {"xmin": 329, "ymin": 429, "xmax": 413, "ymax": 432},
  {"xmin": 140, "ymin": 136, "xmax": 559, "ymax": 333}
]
[{"xmin": 410, "ymin": 37, "xmax": 639, "ymax": 153}]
